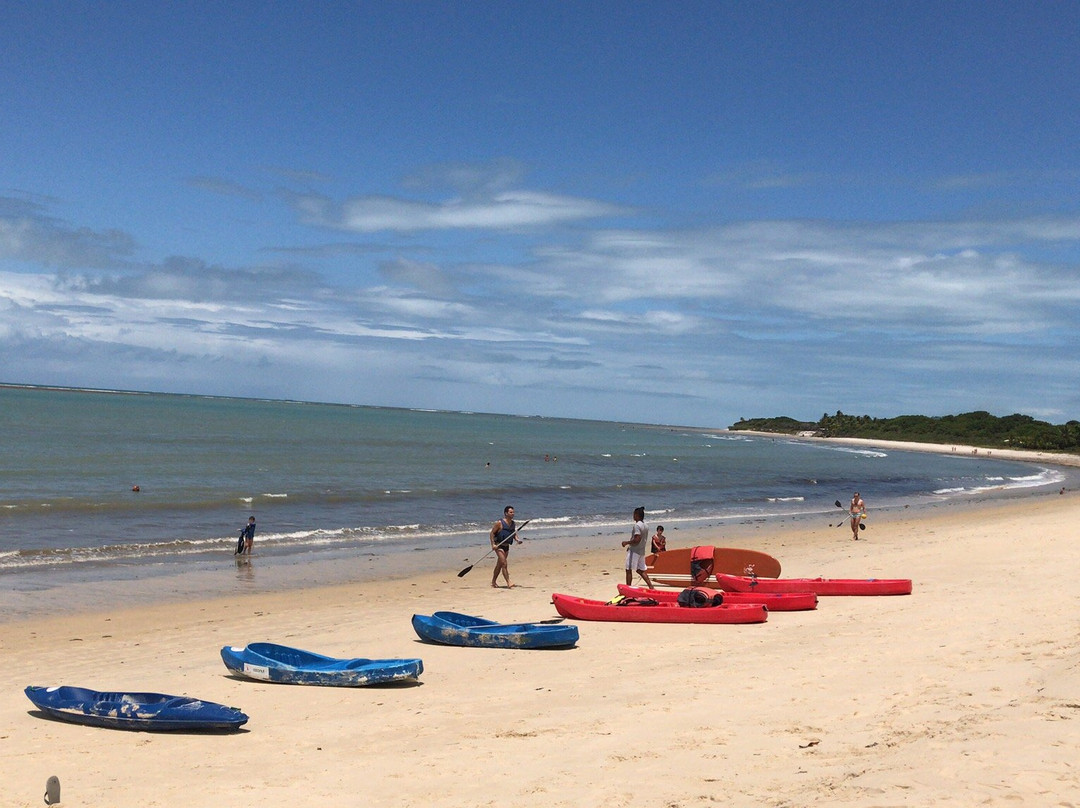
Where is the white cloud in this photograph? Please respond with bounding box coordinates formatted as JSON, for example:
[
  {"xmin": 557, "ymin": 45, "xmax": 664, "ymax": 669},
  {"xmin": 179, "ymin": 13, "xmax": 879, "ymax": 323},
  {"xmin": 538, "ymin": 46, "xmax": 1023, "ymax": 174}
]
[
  {"xmin": 294, "ymin": 190, "xmax": 627, "ymax": 233},
  {"xmin": 516, "ymin": 216, "xmax": 1080, "ymax": 340},
  {"xmin": 377, "ymin": 258, "xmax": 458, "ymax": 296},
  {"xmin": 402, "ymin": 157, "xmax": 528, "ymax": 195},
  {"xmin": 2, "ymin": 191, "xmax": 1079, "ymax": 425},
  {"xmin": 0, "ymin": 196, "xmax": 135, "ymax": 270}
]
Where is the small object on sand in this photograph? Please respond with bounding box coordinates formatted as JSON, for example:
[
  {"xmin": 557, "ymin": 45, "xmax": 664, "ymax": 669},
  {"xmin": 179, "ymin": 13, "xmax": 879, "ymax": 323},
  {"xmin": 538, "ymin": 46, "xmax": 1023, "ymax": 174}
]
[{"xmin": 44, "ymin": 775, "xmax": 60, "ymax": 805}]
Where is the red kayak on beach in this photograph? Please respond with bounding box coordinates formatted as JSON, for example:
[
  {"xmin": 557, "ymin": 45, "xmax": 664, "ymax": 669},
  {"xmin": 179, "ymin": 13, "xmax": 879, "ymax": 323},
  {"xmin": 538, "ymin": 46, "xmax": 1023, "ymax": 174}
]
[
  {"xmin": 616, "ymin": 584, "xmax": 817, "ymax": 611},
  {"xmin": 715, "ymin": 572, "xmax": 912, "ymax": 596},
  {"xmin": 551, "ymin": 593, "xmax": 768, "ymax": 624}
]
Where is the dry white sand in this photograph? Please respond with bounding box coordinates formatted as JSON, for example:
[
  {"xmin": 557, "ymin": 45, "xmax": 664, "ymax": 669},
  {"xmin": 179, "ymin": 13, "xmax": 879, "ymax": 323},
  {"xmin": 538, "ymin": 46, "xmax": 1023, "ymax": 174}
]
[{"xmin": 4, "ymin": 468, "xmax": 1080, "ymax": 806}]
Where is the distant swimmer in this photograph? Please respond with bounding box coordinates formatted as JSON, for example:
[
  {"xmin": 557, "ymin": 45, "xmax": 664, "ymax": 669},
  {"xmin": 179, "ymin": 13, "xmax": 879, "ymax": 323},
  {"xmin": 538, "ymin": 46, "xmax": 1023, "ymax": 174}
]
[{"xmin": 131, "ymin": 485, "xmax": 140, "ymax": 492}]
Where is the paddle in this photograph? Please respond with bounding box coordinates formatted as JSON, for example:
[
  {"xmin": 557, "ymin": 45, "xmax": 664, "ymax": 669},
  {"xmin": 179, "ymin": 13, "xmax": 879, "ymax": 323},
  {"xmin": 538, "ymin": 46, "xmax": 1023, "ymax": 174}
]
[
  {"xmin": 457, "ymin": 519, "xmax": 532, "ymax": 577},
  {"xmin": 833, "ymin": 499, "xmax": 866, "ymax": 530}
]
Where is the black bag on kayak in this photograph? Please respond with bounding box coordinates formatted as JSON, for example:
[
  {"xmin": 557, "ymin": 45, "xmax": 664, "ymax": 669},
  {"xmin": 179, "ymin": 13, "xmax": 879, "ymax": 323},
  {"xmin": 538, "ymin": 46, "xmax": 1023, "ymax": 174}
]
[{"xmin": 676, "ymin": 587, "xmax": 724, "ymax": 608}]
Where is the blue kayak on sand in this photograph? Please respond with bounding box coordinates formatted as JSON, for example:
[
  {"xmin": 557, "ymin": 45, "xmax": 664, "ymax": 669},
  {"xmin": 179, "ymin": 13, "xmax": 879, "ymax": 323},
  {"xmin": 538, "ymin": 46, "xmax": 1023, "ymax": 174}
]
[
  {"xmin": 24, "ymin": 685, "xmax": 248, "ymax": 731},
  {"xmin": 411, "ymin": 611, "xmax": 578, "ymax": 649},
  {"xmin": 220, "ymin": 642, "xmax": 423, "ymax": 686}
]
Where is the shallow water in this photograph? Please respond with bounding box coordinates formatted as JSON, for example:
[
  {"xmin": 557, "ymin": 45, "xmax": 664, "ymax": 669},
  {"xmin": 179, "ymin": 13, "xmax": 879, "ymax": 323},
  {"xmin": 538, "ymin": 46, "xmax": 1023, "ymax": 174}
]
[{"xmin": 2, "ymin": 385, "xmax": 1074, "ymax": 616}]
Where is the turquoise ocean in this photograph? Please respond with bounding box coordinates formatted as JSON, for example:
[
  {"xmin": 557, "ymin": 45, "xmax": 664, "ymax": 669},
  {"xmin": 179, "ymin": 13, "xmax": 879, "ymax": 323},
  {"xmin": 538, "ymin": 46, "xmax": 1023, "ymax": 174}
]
[{"xmin": 2, "ymin": 385, "xmax": 1074, "ymax": 615}]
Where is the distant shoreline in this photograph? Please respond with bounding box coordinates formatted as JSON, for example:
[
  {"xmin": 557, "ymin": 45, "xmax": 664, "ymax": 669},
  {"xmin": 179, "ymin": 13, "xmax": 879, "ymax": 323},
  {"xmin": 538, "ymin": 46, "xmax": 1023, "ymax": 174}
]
[{"xmin": 727, "ymin": 429, "xmax": 1080, "ymax": 470}]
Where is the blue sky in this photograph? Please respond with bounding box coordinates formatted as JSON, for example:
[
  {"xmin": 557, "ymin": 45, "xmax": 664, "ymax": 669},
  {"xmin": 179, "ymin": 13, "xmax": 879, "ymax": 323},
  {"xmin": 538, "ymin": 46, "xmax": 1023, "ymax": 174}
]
[{"xmin": 2, "ymin": 2, "xmax": 1079, "ymax": 427}]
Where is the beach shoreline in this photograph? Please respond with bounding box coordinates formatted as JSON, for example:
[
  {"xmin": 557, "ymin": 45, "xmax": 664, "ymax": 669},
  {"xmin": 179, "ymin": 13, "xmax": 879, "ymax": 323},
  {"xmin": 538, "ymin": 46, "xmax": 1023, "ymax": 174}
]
[
  {"xmin": 728, "ymin": 428, "xmax": 1080, "ymax": 468},
  {"xmin": 5, "ymin": 489, "xmax": 1080, "ymax": 805},
  {"xmin": 3, "ymin": 431, "xmax": 1076, "ymax": 624},
  {"xmin": 6, "ymin": 394, "xmax": 1076, "ymax": 625}
]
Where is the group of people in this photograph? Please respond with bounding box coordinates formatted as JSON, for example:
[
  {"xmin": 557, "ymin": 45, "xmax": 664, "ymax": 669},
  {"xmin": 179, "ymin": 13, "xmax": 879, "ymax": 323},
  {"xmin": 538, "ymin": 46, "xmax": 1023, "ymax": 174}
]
[
  {"xmin": 488, "ymin": 503, "xmax": 670, "ymax": 589},
  {"xmin": 242, "ymin": 493, "xmax": 866, "ymax": 581},
  {"xmin": 489, "ymin": 491, "xmax": 867, "ymax": 586}
]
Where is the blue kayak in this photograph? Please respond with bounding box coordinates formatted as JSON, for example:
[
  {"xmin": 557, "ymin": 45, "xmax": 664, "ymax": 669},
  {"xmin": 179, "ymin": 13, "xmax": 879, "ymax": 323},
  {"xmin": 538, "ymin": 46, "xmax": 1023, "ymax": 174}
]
[
  {"xmin": 24, "ymin": 685, "xmax": 248, "ymax": 731},
  {"xmin": 411, "ymin": 611, "xmax": 578, "ymax": 649},
  {"xmin": 220, "ymin": 642, "xmax": 423, "ymax": 686}
]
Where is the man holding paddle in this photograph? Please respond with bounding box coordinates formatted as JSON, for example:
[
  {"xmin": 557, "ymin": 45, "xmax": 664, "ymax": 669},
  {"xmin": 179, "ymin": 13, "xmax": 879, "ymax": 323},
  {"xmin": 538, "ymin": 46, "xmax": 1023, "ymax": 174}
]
[{"xmin": 489, "ymin": 505, "xmax": 521, "ymax": 588}]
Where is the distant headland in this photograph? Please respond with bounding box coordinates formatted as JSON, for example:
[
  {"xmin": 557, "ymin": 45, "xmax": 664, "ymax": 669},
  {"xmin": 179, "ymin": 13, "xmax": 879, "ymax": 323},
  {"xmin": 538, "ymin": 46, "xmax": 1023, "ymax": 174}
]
[{"xmin": 730, "ymin": 410, "xmax": 1080, "ymax": 454}]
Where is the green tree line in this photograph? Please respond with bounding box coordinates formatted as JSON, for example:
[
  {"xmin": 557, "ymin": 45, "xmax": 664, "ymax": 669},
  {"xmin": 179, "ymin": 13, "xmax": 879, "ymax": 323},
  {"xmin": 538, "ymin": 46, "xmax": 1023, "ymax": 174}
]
[{"xmin": 730, "ymin": 411, "xmax": 1080, "ymax": 453}]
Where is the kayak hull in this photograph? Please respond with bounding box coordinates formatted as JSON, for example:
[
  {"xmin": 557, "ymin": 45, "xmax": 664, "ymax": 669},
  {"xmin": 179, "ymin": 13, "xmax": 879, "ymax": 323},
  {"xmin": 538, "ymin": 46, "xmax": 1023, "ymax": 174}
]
[
  {"xmin": 411, "ymin": 611, "xmax": 578, "ymax": 649},
  {"xmin": 646, "ymin": 546, "xmax": 781, "ymax": 581},
  {"xmin": 220, "ymin": 643, "xmax": 423, "ymax": 686},
  {"xmin": 24, "ymin": 685, "xmax": 247, "ymax": 731},
  {"xmin": 551, "ymin": 593, "xmax": 768, "ymax": 624},
  {"xmin": 617, "ymin": 584, "xmax": 817, "ymax": 611},
  {"xmin": 715, "ymin": 573, "xmax": 912, "ymax": 596}
]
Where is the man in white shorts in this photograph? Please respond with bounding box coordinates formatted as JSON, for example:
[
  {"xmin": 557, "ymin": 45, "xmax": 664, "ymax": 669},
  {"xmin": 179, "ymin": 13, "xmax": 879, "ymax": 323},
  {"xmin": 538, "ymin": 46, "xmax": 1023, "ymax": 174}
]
[{"xmin": 622, "ymin": 506, "xmax": 654, "ymax": 588}]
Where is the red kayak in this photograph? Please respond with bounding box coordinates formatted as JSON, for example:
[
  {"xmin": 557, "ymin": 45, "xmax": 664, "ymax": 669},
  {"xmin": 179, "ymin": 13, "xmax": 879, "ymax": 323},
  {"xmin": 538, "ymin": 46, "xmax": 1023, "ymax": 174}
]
[
  {"xmin": 715, "ymin": 572, "xmax": 912, "ymax": 596},
  {"xmin": 617, "ymin": 584, "xmax": 817, "ymax": 611},
  {"xmin": 551, "ymin": 593, "xmax": 768, "ymax": 624}
]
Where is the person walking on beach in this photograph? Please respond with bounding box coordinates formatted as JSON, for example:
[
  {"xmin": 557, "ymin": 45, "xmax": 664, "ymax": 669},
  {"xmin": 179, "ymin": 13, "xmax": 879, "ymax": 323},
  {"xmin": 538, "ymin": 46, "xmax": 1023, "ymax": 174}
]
[
  {"xmin": 239, "ymin": 516, "xmax": 256, "ymax": 554},
  {"xmin": 849, "ymin": 493, "xmax": 865, "ymax": 540},
  {"xmin": 622, "ymin": 506, "xmax": 654, "ymax": 587},
  {"xmin": 650, "ymin": 525, "xmax": 667, "ymax": 554},
  {"xmin": 490, "ymin": 505, "xmax": 520, "ymax": 588}
]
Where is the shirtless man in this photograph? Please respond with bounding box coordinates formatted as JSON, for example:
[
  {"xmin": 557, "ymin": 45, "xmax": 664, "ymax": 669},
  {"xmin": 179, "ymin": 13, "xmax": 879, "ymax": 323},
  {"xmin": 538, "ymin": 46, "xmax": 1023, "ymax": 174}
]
[
  {"xmin": 489, "ymin": 505, "xmax": 521, "ymax": 587},
  {"xmin": 849, "ymin": 492, "xmax": 866, "ymax": 540}
]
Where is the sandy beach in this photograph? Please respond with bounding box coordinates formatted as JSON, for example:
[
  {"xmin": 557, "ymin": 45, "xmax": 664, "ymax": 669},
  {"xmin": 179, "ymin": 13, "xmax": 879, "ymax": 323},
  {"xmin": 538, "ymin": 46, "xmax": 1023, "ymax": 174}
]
[
  {"xmin": 4, "ymin": 450, "xmax": 1080, "ymax": 806},
  {"xmin": 818, "ymin": 435, "xmax": 1080, "ymax": 469}
]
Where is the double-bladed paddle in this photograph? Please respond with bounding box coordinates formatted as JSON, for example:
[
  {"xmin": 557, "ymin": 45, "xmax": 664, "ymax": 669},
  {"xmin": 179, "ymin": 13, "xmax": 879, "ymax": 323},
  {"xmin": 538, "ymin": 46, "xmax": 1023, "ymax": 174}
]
[
  {"xmin": 833, "ymin": 499, "xmax": 866, "ymax": 530},
  {"xmin": 457, "ymin": 519, "xmax": 532, "ymax": 577}
]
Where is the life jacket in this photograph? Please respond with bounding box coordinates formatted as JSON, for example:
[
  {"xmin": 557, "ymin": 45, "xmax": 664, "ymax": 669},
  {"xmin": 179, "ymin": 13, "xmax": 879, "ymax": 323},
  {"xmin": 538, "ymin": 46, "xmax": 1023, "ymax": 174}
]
[
  {"xmin": 689, "ymin": 546, "xmax": 715, "ymax": 584},
  {"xmin": 494, "ymin": 518, "xmax": 516, "ymax": 548},
  {"xmin": 676, "ymin": 587, "xmax": 724, "ymax": 608}
]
